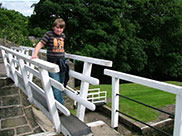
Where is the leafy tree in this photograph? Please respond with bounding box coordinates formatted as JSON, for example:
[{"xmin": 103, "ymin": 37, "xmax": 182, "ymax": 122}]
[
  {"xmin": 29, "ymin": 0, "xmax": 182, "ymax": 81},
  {"xmin": 0, "ymin": 8, "xmax": 32, "ymax": 46},
  {"xmin": 30, "ymin": 0, "xmax": 147, "ymax": 72},
  {"xmin": 124, "ymin": 0, "xmax": 182, "ymax": 79}
]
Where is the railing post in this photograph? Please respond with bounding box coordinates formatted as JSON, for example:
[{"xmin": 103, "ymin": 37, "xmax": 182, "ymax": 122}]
[
  {"xmin": 18, "ymin": 58, "xmax": 33, "ymax": 102},
  {"xmin": 39, "ymin": 68, "xmax": 61, "ymax": 133},
  {"xmin": 173, "ymin": 94, "xmax": 182, "ymax": 136},
  {"xmin": 1, "ymin": 49, "xmax": 10, "ymax": 77},
  {"xmin": 7, "ymin": 53, "xmax": 18, "ymax": 86},
  {"xmin": 77, "ymin": 62, "xmax": 92, "ymax": 121},
  {"xmin": 28, "ymin": 49, "xmax": 35, "ymax": 81},
  {"xmin": 111, "ymin": 77, "xmax": 119, "ymax": 129}
]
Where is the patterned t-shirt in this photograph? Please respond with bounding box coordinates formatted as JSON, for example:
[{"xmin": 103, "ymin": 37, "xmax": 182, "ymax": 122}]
[{"xmin": 40, "ymin": 31, "xmax": 65, "ymax": 63}]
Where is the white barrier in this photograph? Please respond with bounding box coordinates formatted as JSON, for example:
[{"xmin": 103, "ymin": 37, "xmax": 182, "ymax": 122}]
[
  {"xmin": 0, "ymin": 45, "xmax": 112, "ymax": 133},
  {"xmin": 1, "ymin": 45, "xmax": 62, "ymax": 132},
  {"xmin": 14, "ymin": 46, "xmax": 113, "ymax": 121},
  {"xmin": 104, "ymin": 69, "xmax": 182, "ymax": 136}
]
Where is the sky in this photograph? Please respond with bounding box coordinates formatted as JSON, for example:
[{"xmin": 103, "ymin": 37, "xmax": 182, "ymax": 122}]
[{"xmin": 0, "ymin": 0, "xmax": 40, "ymax": 16}]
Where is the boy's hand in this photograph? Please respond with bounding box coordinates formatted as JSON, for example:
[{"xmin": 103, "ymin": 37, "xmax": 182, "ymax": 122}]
[{"xmin": 31, "ymin": 55, "xmax": 38, "ymax": 59}]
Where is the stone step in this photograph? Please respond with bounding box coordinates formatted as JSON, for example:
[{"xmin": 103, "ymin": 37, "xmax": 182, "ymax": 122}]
[
  {"xmin": 27, "ymin": 132, "xmax": 58, "ymax": 136},
  {"xmin": 0, "ymin": 77, "xmax": 14, "ymax": 87},
  {"xmin": 60, "ymin": 114, "xmax": 92, "ymax": 136},
  {"xmin": 87, "ymin": 120, "xmax": 122, "ymax": 136},
  {"xmin": 0, "ymin": 86, "xmax": 19, "ymax": 97}
]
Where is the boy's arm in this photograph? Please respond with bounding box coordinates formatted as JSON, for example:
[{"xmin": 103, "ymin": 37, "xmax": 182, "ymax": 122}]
[{"xmin": 31, "ymin": 41, "xmax": 44, "ymax": 59}]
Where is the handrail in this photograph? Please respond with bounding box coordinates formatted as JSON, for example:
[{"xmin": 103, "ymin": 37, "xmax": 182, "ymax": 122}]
[
  {"xmin": 1, "ymin": 46, "xmax": 59, "ymax": 73},
  {"xmin": 0, "ymin": 45, "xmax": 104, "ymax": 133},
  {"xmin": 17, "ymin": 45, "xmax": 113, "ymax": 121},
  {"xmin": 18, "ymin": 46, "xmax": 113, "ymax": 67},
  {"xmin": 104, "ymin": 69, "xmax": 182, "ymax": 95},
  {"xmin": 104, "ymin": 68, "xmax": 182, "ymax": 136}
]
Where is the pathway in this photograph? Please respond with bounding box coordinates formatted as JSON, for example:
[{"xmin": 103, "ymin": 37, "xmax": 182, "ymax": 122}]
[{"xmin": 0, "ymin": 78, "xmax": 43, "ymax": 136}]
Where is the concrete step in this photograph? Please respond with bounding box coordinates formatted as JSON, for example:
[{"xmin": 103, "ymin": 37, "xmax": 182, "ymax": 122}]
[
  {"xmin": 60, "ymin": 114, "xmax": 92, "ymax": 136},
  {"xmin": 27, "ymin": 132, "xmax": 58, "ymax": 136},
  {"xmin": 88, "ymin": 121, "xmax": 122, "ymax": 136},
  {"xmin": 0, "ymin": 77, "xmax": 14, "ymax": 87},
  {"xmin": 0, "ymin": 77, "xmax": 44, "ymax": 136}
]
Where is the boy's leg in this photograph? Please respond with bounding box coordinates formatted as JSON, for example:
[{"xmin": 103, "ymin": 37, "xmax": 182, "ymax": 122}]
[{"xmin": 49, "ymin": 72, "xmax": 64, "ymax": 105}]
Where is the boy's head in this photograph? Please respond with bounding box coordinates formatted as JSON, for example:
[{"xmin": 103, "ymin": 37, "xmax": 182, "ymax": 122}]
[
  {"xmin": 52, "ymin": 18, "xmax": 65, "ymax": 35},
  {"xmin": 52, "ymin": 18, "xmax": 65, "ymax": 29}
]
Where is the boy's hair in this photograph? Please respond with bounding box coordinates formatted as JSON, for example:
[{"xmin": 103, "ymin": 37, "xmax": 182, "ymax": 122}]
[{"xmin": 52, "ymin": 18, "xmax": 65, "ymax": 29}]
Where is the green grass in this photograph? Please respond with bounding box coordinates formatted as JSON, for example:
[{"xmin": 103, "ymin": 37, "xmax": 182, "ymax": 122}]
[
  {"xmin": 70, "ymin": 109, "xmax": 77, "ymax": 116},
  {"xmin": 89, "ymin": 81, "xmax": 182, "ymax": 122}
]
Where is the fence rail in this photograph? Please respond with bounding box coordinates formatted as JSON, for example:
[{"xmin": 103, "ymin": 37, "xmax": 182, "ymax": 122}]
[
  {"xmin": 117, "ymin": 93, "xmax": 174, "ymax": 118},
  {"xmin": 15, "ymin": 46, "xmax": 113, "ymax": 121},
  {"xmin": 0, "ymin": 45, "xmax": 112, "ymax": 134},
  {"xmin": 104, "ymin": 69, "xmax": 182, "ymax": 136}
]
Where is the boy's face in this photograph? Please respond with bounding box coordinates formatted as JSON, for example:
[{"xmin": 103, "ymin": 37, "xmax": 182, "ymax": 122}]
[{"xmin": 53, "ymin": 25, "xmax": 64, "ymax": 35}]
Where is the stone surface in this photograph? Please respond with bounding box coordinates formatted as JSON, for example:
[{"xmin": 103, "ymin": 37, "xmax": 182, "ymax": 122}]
[
  {"xmin": 33, "ymin": 127, "xmax": 44, "ymax": 134},
  {"xmin": 0, "ymin": 87, "xmax": 18, "ymax": 96},
  {"xmin": 0, "ymin": 129, "xmax": 15, "ymax": 136},
  {"xmin": 90, "ymin": 123, "xmax": 121, "ymax": 136},
  {"xmin": 16, "ymin": 125, "xmax": 32, "ymax": 135},
  {"xmin": 20, "ymin": 91, "xmax": 31, "ymax": 107},
  {"xmin": 0, "ymin": 97, "xmax": 2, "ymax": 106},
  {"xmin": 0, "ymin": 77, "xmax": 14, "ymax": 87},
  {"xmin": 24, "ymin": 107, "xmax": 38, "ymax": 128},
  {"xmin": 32, "ymin": 107, "xmax": 55, "ymax": 132},
  {"xmin": 0, "ymin": 106, "xmax": 23, "ymax": 119},
  {"xmin": 2, "ymin": 95, "xmax": 20, "ymax": 106},
  {"xmin": 1, "ymin": 116, "xmax": 27, "ymax": 128},
  {"xmin": 0, "ymin": 63, "xmax": 6, "ymax": 77}
]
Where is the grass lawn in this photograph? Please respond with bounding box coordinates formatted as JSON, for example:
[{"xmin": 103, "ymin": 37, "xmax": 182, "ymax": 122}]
[{"xmin": 89, "ymin": 81, "xmax": 182, "ymax": 122}]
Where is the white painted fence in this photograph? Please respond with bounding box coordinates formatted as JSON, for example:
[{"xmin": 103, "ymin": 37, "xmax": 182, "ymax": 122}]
[
  {"xmin": 87, "ymin": 88, "xmax": 107, "ymax": 104},
  {"xmin": 15, "ymin": 46, "xmax": 112, "ymax": 121},
  {"xmin": 104, "ymin": 69, "xmax": 182, "ymax": 136},
  {"xmin": 0, "ymin": 45, "xmax": 113, "ymax": 134}
]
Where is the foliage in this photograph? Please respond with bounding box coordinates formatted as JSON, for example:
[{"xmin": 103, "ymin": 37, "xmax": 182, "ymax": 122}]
[
  {"xmin": 124, "ymin": 0, "xmax": 182, "ymax": 80},
  {"xmin": 29, "ymin": 27, "xmax": 47, "ymax": 38},
  {"xmin": 29, "ymin": 0, "xmax": 182, "ymax": 81},
  {"xmin": 0, "ymin": 8, "xmax": 32, "ymax": 46}
]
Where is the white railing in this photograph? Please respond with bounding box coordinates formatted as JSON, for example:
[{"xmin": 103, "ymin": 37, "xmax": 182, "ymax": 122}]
[
  {"xmin": 73, "ymin": 88, "xmax": 107, "ymax": 105},
  {"xmin": 104, "ymin": 69, "xmax": 182, "ymax": 136},
  {"xmin": 87, "ymin": 88, "xmax": 107, "ymax": 104},
  {"xmin": 1, "ymin": 45, "xmax": 64, "ymax": 133},
  {"xmin": 15, "ymin": 46, "xmax": 112, "ymax": 121},
  {"xmin": 0, "ymin": 45, "xmax": 112, "ymax": 134}
]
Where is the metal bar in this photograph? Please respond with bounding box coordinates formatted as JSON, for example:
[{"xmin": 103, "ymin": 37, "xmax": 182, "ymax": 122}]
[
  {"xmin": 116, "ymin": 110, "xmax": 172, "ymax": 136},
  {"xmin": 116, "ymin": 94, "xmax": 174, "ymax": 118}
]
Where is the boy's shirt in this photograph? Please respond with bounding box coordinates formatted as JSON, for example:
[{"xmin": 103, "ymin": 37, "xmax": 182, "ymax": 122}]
[{"xmin": 40, "ymin": 31, "xmax": 65, "ymax": 63}]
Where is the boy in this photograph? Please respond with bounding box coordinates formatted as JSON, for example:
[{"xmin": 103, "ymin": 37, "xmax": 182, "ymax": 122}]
[{"xmin": 31, "ymin": 18, "xmax": 66, "ymax": 105}]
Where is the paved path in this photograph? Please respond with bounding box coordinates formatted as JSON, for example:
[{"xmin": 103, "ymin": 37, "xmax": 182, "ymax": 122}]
[
  {"xmin": 0, "ymin": 78, "xmax": 43, "ymax": 136},
  {"xmin": 0, "ymin": 51, "xmax": 6, "ymax": 77}
]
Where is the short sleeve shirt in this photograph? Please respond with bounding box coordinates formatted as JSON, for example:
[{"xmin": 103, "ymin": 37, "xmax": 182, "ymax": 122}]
[{"xmin": 40, "ymin": 31, "xmax": 65, "ymax": 63}]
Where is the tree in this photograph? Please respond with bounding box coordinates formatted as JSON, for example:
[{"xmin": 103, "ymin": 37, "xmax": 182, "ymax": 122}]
[
  {"xmin": 124, "ymin": 0, "xmax": 182, "ymax": 79},
  {"xmin": 0, "ymin": 8, "xmax": 32, "ymax": 46},
  {"xmin": 29, "ymin": 0, "xmax": 182, "ymax": 81},
  {"xmin": 29, "ymin": 0, "xmax": 147, "ymax": 70}
]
